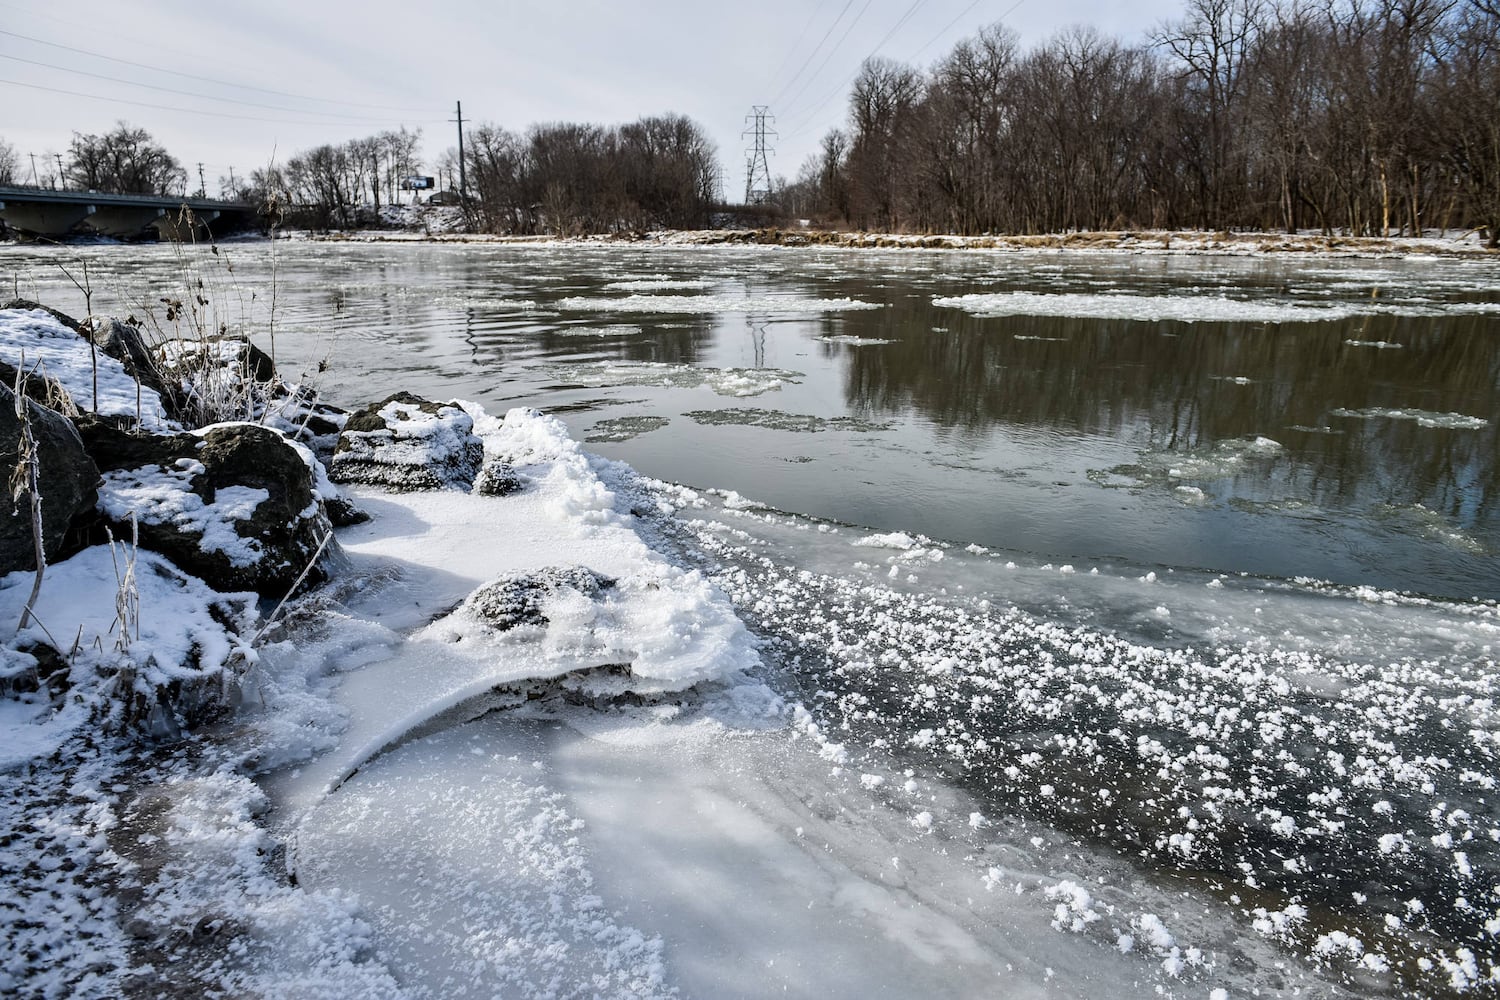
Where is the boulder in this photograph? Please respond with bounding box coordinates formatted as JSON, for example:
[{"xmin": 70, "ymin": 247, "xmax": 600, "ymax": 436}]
[
  {"xmin": 0, "ymin": 383, "xmax": 101, "ymax": 574},
  {"xmin": 88, "ymin": 421, "xmax": 333, "ymax": 597},
  {"xmin": 464, "ymin": 567, "xmax": 615, "ymax": 631},
  {"xmin": 329, "ymin": 392, "xmax": 484, "ymax": 491},
  {"xmin": 89, "ymin": 316, "xmax": 172, "ymax": 403},
  {"xmin": 152, "ymin": 336, "xmax": 278, "ymax": 426},
  {"xmin": 0, "ymin": 299, "xmax": 88, "ymax": 337},
  {"xmin": 473, "ymin": 459, "xmax": 526, "ymax": 497},
  {"xmin": 260, "ymin": 388, "xmax": 348, "ymax": 463}
]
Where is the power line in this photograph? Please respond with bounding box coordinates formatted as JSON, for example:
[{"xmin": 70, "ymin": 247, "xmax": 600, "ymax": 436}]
[
  {"xmin": 776, "ymin": 0, "xmax": 875, "ymax": 120},
  {"xmin": 0, "ymin": 77, "xmax": 446, "ymax": 128},
  {"xmin": 770, "ymin": 0, "xmax": 858, "ymax": 109},
  {"xmin": 908, "ymin": 0, "xmax": 991, "ymax": 61},
  {"xmin": 781, "ymin": 0, "xmax": 1021, "ymax": 140},
  {"xmin": 0, "ymin": 51, "xmax": 425, "ymax": 123},
  {"xmin": 779, "ymin": 0, "xmax": 918, "ymax": 126},
  {"xmin": 766, "ymin": 0, "xmax": 831, "ymax": 87},
  {"xmin": 0, "ymin": 27, "xmax": 438, "ymax": 113}
]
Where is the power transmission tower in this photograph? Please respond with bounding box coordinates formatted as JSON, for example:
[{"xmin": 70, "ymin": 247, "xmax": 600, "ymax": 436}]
[{"xmin": 742, "ymin": 106, "xmax": 776, "ymax": 205}]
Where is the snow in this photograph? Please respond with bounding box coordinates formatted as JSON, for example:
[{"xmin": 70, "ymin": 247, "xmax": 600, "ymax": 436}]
[
  {"xmin": 0, "ymin": 306, "xmax": 173, "ymax": 428},
  {"xmin": 0, "ymin": 545, "xmax": 255, "ymax": 752},
  {"xmin": 97, "ymin": 460, "xmax": 271, "ymax": 568},
  {"xmin": 266, "ymin": 405, "xmax": 758, "ymax": 812}
]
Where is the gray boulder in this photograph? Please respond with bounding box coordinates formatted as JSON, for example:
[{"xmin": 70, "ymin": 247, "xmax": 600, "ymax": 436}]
[
  {"xmin": 85, "ymin": 420, "xmax": 333, "ymax": 597},
  {"xmin": 465, "ymin": 567, "xmax": 615, "ymax": 630},
  {"xmin": 0, "ymin": 383, "xmax": 101, "ymax": 574},
  {"xmin": 329, "ymin": 391, "xmax": 484, "ymax": 491},
  {"xmin": 474, "ymin": 459, "xmax": 526, "ymax": 497},
  {"xmin": 89, "ymin": 316, "xmax": 173, "ymax": 404}
]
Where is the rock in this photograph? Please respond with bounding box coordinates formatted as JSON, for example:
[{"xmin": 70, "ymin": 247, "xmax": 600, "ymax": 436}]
[
  {"xmin": 260, "ymin": 389, "xmax": 348, "ymax": 463},
  {"xmin": 0, "ymin": 382, "xmax": 101, "ymax": 574},
  {"xmin": 473, "ymin": 459, "xmax": 526, "ymax": 497},
  {"xmin": 323, "ymin": 493, "xmax": 370, "ymax": 527},
  {"xmin": 89, "ymin": 316, "xmax": 172, "ymax": 403},
  {"xmin": 329, "ymin": 392, "xmax": 484, "ymax": 491},
  {"xmin": 153, "ymin": 336, "xmax": 279, "ymax": 426},
  {"xmin": 464, "ymin": 567, "xmax": 615, "ymax": 630},
  {"xmin": 0, "ymin": 299, "xmax": 88, "ymax": 337},
  {"xmin": 89, "ymin": 422, "xmax": 333, "ymax": 597}
]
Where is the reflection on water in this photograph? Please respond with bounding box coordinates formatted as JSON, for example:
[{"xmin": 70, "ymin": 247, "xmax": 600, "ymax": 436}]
[{"xmin": 3, "ymin": 240, "xmax": 1496, "ymax": 597}]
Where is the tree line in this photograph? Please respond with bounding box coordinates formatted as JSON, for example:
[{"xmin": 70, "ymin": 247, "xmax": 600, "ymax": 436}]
[
  {"xmin": 241, "ymin": 128, "xmax": 424, "ymax": 229},
  {"xmin": 777, "ymin": 0, "xmax": 1500, "ymax": 246},
  {"xmin": 454, "ymin": 114, "xmax": 721, "ymax": 234}
]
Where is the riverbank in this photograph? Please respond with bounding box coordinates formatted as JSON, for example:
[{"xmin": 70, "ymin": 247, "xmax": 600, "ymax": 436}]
[{"xmin": 300, "ymin": 224, "xmax": 1500, "ymax": 260}]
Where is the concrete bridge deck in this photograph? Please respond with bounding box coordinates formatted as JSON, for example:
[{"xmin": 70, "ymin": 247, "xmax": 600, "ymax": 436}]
[{"xmin": 0, "ymin": 185, "xmax": 256, "ymax": 240}]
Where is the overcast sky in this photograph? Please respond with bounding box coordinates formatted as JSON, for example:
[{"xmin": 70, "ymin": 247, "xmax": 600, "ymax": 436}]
[{"xmin": 1, "ymin": 0, "xmax": 1182, "ymax": 199}]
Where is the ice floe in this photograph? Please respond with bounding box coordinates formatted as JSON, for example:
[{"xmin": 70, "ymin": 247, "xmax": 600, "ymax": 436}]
[
  {"xmin": 557, "ymin": 293, "xmax": 881, "ymax": 314},
  {"xmin": 543, "ymin": 360, "xmax": 802, "ymax": 397}
]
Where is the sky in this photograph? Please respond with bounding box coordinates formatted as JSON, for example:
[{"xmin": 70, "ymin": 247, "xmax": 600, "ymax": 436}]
[{"xmin": 0, "ymin": 0, "xmax": 1182, "ymax": 201}]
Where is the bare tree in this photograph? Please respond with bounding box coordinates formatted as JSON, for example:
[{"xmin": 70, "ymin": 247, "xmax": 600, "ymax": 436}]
[
  {"xmin": 0, "ymin": 138, "xmax": 17, "ymax": 186},
  {"xmin": 65, "ymin": 122, "xmax": 186, "ymax": 195}
]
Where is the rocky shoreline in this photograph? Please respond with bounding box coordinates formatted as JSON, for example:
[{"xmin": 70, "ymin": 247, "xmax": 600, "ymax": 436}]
[{"xmin": 0, "ymin": 299, "xmax": 538, "ymax": 736}]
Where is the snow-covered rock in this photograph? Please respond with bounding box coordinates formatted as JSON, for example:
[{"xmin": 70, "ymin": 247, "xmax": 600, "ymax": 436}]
[
  {"xmin": 0, "ymin": 383, "xmax": 100, "ymax": 574},
  {"xmin": 329, "ymin": 391, "xmax": 484, "ymax": 491},
  {"xmin": 462, "ymin": 566, "xmax": 615, "ymax": 631},
  {"xmin": 90, "ymin": 422, "xmax": 334, "ymax": 597}
]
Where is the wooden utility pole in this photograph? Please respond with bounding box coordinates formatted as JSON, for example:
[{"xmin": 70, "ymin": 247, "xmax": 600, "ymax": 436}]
[{"xmin": 453, "ymin": 101, "xmax": 467, "ymax": 206}]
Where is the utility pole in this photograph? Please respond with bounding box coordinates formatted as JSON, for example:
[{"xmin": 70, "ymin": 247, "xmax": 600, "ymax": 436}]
[
  {"xmin": 53, "ymin": 153, "xmax": 63, "ymax": 188},
  {"xmin": 227, "ymin": 166, "xmax": 236, "ymax": 195},
  {"xmin": 452, "ymin": 100, "xmax": 467, "ymax": 207},
  {"xmin": 29, "ymin": 153, "xmax": 38, "ymax": 186},
  {"xmin": 742, "ymin": 106, "xmax": 776, "ymax": 205},
  {"xmin": 197, "ymin": 162, "xmax": 207, "ymax": 199}
]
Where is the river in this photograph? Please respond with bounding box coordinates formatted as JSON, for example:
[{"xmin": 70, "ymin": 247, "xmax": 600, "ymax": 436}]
[{"xmin": 3, "ymin": 237, "xmax": 1499, "ymax": 997}]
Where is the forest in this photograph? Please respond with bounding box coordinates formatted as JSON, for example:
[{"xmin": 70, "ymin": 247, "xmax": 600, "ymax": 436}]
[{"xmin": 778, "ymin": 0, "xmax": 1500, "ymax": 243}]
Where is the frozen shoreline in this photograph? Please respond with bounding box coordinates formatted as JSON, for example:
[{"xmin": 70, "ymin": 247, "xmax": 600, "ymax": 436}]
[{"xmin": 293, "ymin": 225, "xmax": 1500, "ymax": 261}]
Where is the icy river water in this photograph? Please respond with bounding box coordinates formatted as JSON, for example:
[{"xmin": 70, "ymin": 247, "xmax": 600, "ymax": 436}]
[{"xmin": 5, "ymin": 239, "xmax": 1500, "ymax": 998}]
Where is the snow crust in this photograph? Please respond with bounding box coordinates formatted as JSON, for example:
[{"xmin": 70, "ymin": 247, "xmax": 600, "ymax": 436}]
[
  {"xmin": 272, "ymin": 405, "xmax": 757, "ymax": 810},
  {"xmin": 97, "ymin": 461, "xmax": 271, "ymax": 568},
  {"xmin": 0, "ymin": 307, "xmax": 173, "ymax": 428}
]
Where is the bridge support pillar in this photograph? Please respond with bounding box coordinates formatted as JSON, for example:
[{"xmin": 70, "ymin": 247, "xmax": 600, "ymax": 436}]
[
  {"xmin": 85, "ymin": 206, "xmax": 167, "ymax": 239},
  {"xmin": 0, "ymin": 201, "xmax": 97, "ymax": 238},
  {"xmin": 149, "ymin": 208, "xmax": 221, "ymax": 243}
]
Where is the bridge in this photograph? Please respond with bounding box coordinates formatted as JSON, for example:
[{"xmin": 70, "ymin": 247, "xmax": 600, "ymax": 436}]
[{"xmin": 0, "ymin": 185, "xmax": 257, "ymax": 240}]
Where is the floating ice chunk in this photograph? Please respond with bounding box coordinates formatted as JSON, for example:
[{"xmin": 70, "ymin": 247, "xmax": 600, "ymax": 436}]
[
  {"xmin": 1331, "ymin": 407, "xmax": 1488, "ymax": 430},
  {"xmin": 543, "ymin": 360, "xmax": 803, "ymax": 397},
  {"xmin": 854, "ymin": 532, "xmax": 920, "ymax": 550},
  {"xmin": 933, "ymin": 291, "xmax": 1351, "ymax": 324},
  {"xmin": 558, "ymin": 293, "xmax": 882, "ymax": 314},
  {"xmin": 603, "ymin": 277, "xmax": 714, "ymax": 291}
]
